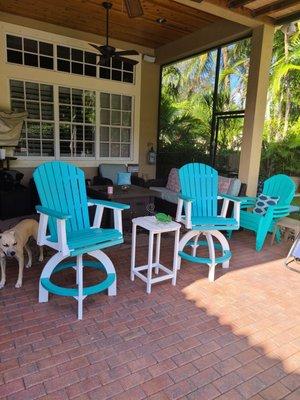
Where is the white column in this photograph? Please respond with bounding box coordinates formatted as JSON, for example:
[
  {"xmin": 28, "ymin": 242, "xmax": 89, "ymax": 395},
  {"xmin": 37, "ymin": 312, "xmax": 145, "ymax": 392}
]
[{"xmin": 238, "ymin": 24, "xmax": 275, "ymax": 196}]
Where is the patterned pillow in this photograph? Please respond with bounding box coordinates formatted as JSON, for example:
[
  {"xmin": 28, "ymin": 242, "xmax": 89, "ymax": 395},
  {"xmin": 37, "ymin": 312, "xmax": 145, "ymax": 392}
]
[
  {"xmin": 253, "ymin": 193, "xmax": 279, "ymax": 216},
  {"xmin": 166, "ymin": 168, "xmax": 180, "ymax": 193},
  {"xmin": 218, "ymin": 176, "xmax": 232, "ymax": 194}
]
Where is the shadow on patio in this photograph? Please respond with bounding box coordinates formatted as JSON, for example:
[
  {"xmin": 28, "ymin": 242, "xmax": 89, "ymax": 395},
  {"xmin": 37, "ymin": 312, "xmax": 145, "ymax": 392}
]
[{"xmin": 0, "ymin": 231, "xmax": 299, "ymax": 399}]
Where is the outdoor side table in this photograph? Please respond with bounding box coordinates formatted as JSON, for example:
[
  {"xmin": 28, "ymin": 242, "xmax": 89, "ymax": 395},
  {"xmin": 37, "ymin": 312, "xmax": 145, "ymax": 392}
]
[{"xmin": 131, "ymin": 216, "xmax": 181, "ymax": 293}]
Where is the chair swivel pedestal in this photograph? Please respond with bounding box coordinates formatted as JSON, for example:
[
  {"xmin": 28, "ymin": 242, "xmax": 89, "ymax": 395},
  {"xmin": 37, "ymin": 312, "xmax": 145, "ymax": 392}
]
[{"xmin": 178, "ymin": 231, "xmax": 232, "ymax": 282}]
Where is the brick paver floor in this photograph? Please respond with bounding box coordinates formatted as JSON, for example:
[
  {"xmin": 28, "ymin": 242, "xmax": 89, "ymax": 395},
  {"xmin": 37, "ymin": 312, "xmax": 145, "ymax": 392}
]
[{"xmin": 0, "ymin": 231, "xmax": 299, "ymax": 399}]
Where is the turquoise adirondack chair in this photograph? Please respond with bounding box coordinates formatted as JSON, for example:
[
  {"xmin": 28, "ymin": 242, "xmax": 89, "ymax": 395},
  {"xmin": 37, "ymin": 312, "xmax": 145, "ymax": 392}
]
[
  {"xmin": 229, "ymin": 174, "xmax": 296, "ymax": 251},
  {"xmin": 33, "ymin": 161, "xmax": 129, "ymax": 319},
  {"xmin": 176, "ymin": 163, "xmax": 241, "ymax": 282}
]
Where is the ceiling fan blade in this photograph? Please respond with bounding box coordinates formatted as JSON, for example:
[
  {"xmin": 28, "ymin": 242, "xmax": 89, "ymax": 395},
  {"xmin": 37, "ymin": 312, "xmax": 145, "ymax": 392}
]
[
  {"xmin": 89, "ymin": 43, "xmax": 102, "ymax": 52},
  {"xmin": 115, "ymin": 49, "xmax": 139, "ymax": 56},
  {"xmin": 114, "ymin": 55, "xmax": 139, "ymax": 65},
  {"xmin": 124, "ymin": 0, "xmax": 143, "ymax": 18}
]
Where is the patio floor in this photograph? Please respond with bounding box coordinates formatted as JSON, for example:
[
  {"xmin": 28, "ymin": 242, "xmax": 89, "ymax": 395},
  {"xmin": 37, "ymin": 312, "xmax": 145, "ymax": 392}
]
[{"xmin": 0, "ymin": 231, "xmax": 299, "ymax": 400}]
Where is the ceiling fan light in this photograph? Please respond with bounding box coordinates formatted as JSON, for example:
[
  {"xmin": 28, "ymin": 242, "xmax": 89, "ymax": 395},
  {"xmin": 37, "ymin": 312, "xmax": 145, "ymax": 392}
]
[
  {"xmin": 124, "ymin": 0, "xmax": 143, "ymax": 18},
  {"xmin": 156, "ymin": 17, "xmax": 167, "ymax": 24}
]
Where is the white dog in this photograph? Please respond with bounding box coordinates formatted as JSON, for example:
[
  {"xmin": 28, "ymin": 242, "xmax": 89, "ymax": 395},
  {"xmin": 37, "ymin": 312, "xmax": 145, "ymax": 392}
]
[{"xmin": 0, "ymin": 219, "xmax": 43, "ymax": 288}]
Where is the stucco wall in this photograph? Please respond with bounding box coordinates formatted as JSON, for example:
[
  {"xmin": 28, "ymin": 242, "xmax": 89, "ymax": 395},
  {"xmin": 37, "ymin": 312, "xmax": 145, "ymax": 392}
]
[{"xmin": 138, "ymin": 60, "xmax": 160, "ymax": 180}]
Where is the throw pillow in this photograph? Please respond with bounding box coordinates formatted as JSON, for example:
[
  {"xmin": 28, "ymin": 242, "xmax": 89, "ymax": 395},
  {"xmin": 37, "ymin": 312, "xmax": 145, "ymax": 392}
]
[
  {"xmin": 117, "ymin": 172, "xmax": 131, "ymax": 186},
  {"xmin": 166, "ymin": 168, "xmax": 180, "ymax": 193},
  {"xmin": 218, "ymin": 176, "xmax": 231, "ymax": 194},
  {"xmin": 253, "ymin": 193, "xmax": 279, "ymax": 216}
]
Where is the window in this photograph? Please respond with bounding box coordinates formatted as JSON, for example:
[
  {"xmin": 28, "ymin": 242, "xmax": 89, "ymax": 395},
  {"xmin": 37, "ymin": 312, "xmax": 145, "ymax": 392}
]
[
  {"xmin": 57, "ymin": 45, "xmax": 97, "ymax": 77},
  {"xmin": 9, "ymin": 80, "xmax": 134, "ymax": 159},
  {"xmin": 10, "ymin": 80, "xmax": 54, "ymax": 156},
  {"xmin": 99, "ymin": 58, "xmax": 134, "ymax": 84},
  {"xmin": 58, "ymin": 45, "xmax": 135, "ymax": 83},
  {"xmin": 100, "ymin": 93, "xmax": 132, "ymax": 158},
  {"xmin": 59, "ymin": 87, "xmax": 96, "ymax": 157},
  {"xmin": 6, "ymin": 35, "xmax": 135, "ymax": 83},
  {"xmin": 6, "ymin": 35, "xmax": 54, "ymax": 69}
]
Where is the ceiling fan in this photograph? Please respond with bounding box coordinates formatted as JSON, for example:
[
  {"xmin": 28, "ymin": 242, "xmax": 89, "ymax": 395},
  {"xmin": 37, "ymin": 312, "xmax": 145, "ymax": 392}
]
[{"xmin": 89, "ymin": 2, "xmax": 139, "ymax": 66}]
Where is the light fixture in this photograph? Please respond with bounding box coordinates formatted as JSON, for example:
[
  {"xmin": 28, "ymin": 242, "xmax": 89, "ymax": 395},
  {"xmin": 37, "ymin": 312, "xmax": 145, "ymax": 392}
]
[{"xmin": 156, "ymin": 17, "xmax": 167, "ymax": 24}]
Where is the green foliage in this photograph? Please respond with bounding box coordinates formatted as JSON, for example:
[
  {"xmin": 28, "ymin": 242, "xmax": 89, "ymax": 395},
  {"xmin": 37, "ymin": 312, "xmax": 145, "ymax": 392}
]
[
  {"xmin": 260, "ymin": 133, "xmax": 300, "ymax": 178},
  {"xmin": 159, "ymin": 22, "xmax": 300, "ymax": 180},
  {"xmin": 155, "ymin": 213, "xmax": 172, "ymax": 223}
]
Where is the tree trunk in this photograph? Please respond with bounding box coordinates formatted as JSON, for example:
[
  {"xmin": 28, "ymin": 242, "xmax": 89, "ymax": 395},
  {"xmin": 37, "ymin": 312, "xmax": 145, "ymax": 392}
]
[
  {"xmin": 222, "ymin": 47, "xmax": 230, "ymax": 110},
  {"xmin": 283, "ymin": 25, "xmax": 291, "ymax": 135}
]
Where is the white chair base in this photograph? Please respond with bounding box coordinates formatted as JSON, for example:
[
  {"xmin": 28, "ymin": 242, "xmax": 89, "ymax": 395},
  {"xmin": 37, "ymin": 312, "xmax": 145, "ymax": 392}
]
[
  {"xmin": 177, "ymin": 230, "xmax": 232, "ymax": 282},
  {"xmin": 39, "ymin": 249, "xmax": 117, "ymax": 320}
]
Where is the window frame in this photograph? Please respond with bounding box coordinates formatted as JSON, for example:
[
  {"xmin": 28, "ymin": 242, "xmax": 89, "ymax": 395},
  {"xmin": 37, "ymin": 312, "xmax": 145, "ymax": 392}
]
[
  {"xmin": 6, "ymin": 34, "xmax": 55, "ymax": 71},
  {"xmin": 6, "ymin": 34, "xmax": 135, "ymax": 84},
  {"xmin": 99, "ymin": 92, "xmax": 134, "ymax": 160},
  {"xmin": 9, "ymin": 79, "xmax": 135, "ymax": 162},
  {"xmin": 10, "ymin": 79, "xmax": 55, "ymax": 158},
  {"xmin": 58, "ymin": 86, "xmax": 97, "ymax": 159}
]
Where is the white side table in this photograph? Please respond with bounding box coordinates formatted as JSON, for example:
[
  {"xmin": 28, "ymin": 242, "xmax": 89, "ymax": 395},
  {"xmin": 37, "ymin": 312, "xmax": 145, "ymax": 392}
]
[
  {"xmin": 131, "ymin": 216, "xmax": 181, "ymax": 293},
  {"xmin": 276, "ymin": 217, "xmax": 300, "ymax": 241}
]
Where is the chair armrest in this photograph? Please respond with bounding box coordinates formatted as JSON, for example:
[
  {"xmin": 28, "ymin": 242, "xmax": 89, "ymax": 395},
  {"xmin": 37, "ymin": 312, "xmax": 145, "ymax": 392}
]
[
  {"xmin": 87, "ymin": 198, "xmax": 130, "ymax": 210},
  {"xmin": 266, "ymin": 204, "xmax": 291, "ymax": 219},
  {"xmin": 178, "ymin": 194, "xmax": 195, "ymax": 202},
  {"xmin": 218, "ymin": 193, "xmax": 243, "ymax": 203},
  {"xmin": 239, "ymin": 196, "xmax": 256, "ymax": 203},
  {"xmin": 36, "ymin": 205, "xmax": 71, "ymax": 219}
]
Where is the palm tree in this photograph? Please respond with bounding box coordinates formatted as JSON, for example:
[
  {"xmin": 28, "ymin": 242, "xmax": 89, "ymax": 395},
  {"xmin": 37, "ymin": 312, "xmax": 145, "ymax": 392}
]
[{"xmin": 268, "ymin": 21, "xmax": 300, "ymax": 138}]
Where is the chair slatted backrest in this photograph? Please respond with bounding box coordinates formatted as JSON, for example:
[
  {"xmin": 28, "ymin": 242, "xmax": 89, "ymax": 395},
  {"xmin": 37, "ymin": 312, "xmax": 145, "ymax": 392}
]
[
  {"xmin": 179, "ymin": 163, "xmax": 218, "ymax": 217},
  {"xmin": 33, "ymin": 161, "xmax": 90, "ymax": 240},
  {"xmin": 263, "ymin": 174, "xmax": 296, "ymax": 206}
]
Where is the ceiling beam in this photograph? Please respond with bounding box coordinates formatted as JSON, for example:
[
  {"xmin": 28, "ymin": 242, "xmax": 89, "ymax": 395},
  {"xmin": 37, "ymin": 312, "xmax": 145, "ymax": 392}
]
[
  {"xmin": 155, "ymin": 19, "xmax": 250, "ymax": 64},
  {"xmin": 252, "ymin": 0, "xmax": 300, "ymax": 17},
  {"xmin": 275, "ymin": 11, "xmax": 300, "ymax": 25},
  {"xmin": 178, "ymin": 0, "xmax": 274, "ymax": 27},
  {"xmin": 228, "ymin": 0, "xmax": 255, "ymax": 9}
]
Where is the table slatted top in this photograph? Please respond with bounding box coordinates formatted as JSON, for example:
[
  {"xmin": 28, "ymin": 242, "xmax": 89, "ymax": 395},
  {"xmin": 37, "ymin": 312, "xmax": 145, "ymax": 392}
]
[{"xmin": 132, "ymin": 216, "xmax": 181, "ymax": 233}]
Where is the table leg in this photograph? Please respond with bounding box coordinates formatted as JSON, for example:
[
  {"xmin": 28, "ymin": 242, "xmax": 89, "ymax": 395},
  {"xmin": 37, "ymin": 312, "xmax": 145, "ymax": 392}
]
[
  {"xmin": 172, "ymin": 229, "xmax": 180, "ymax": 286},
  {"xmin": 283, "ymin": 227, "xmax": 290, "ymax": 241},
  {"xmin": 131, "ymin": 223, "xmax": 137, "ymax": 281},
  {"xmin": 155, "ymin": 233, "xmax": 161, "ymax": 274},
  {"xmin": 147, "ymin": 232, "xmax": 154, "ymax": 294}
]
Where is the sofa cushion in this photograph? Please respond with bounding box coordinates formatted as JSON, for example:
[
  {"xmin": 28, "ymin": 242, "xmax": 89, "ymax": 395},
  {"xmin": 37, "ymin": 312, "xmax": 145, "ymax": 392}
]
[
  {"xmin": 99, "ymin": 164, "xmax": 127, "ymax": 185},
  {"xmin": 228, "ymin": 178, "xmax": 241, "ymax": 196},
  {"xmin": 150, "ymin": 187, "xmax": 179, "ymax": 204},
  {"xmin": 218, "ymin": 176, "xmax": 232, "ymax": 194},
  {"xmin": 166, "ymin": 168, "xmax": 180, "ymax": 193}
]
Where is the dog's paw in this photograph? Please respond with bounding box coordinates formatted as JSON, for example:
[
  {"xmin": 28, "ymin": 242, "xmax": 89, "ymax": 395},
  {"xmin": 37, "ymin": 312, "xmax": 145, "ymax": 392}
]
[
  {"xmin": 15, "ymin": 281, "xmax": 22, "ymax": 288},
  {"xmin": 38, "ymin": 256, "xmax": 44, "ymax": 262},
  {"xmin": 0, "ymin": 281, "xmax": 5, "ymax": 289},
  {"xmin": 25, "ymin": 263, "xmax": 32, "ymax": 269}
]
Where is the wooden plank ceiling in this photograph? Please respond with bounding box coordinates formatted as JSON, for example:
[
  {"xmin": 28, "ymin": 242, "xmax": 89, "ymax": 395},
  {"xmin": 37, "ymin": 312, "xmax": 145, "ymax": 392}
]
[
  {"xmin": 0, "ymin": 0, "xmax": 225, "ymax": 48},
  {"xmin": 226, "ymin": 0, "xmax": 300, "ymax": 24}
]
